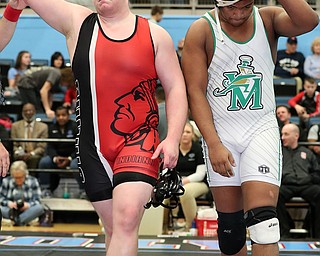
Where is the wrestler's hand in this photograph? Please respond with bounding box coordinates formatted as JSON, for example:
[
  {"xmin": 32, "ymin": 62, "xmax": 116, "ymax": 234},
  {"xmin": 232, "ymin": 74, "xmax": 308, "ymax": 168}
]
[
  {"xmin": 152, "ymin": 139, "xmax": 179, "ymax": 169},
  {"xmin": 8, "ymin": 0, "xmax": 27, "ymax": 10},
  {"xmin": 208, "ymin": 141, "xmax": 235, "ymax": 178},
  {"xmin": 0, "ymin": 143, "xmax": 10, "ymax": 177}
]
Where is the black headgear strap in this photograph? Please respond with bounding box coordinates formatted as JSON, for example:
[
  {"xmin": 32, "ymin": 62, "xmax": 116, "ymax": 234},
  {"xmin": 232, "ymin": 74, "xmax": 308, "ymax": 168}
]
[{"xmin": 144, "ymin": 165, "xmax": 185, "ymax": 209}]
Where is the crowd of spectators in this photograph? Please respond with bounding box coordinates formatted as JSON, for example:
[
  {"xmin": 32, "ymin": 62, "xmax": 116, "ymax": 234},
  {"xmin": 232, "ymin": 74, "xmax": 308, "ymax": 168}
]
[
  {"xmin": 275, "ymin": 36, "xmax": 320, "ymax": 239},
  {"xmin": 0, "ymin": 51, "xmax": 85, "ymax": 208}
]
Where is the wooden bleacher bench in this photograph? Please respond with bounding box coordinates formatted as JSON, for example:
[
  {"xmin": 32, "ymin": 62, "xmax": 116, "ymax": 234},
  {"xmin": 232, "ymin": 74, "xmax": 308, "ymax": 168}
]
[
  {"xmin": 28, "ymin": 168, "xmax": 79, "ymax": 174},
  {"xmin": 285, "ymin": 197, "xmax": 309, "ymax": 208},
  {"xmin": 275, "ymin": 96, "xmax": 291, "ymax": 107},
  {"xmin": 273, "ymin": 78, "xmax": 298, "ymax": 97},
  {"xmin": 41, "ymin": 198, "xmax": 94, "ymax": 212},
  {"xmin": 285, "ymin": 197, "xmax": 314, "ymax": 237},
  {"xmin": 28, "ymin": 167, "xmax": 90, "ymax": 213}
]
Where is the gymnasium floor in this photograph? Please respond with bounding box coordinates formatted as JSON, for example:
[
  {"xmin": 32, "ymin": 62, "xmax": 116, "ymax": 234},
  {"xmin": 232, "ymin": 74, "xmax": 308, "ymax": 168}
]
[{"xmin": 0, "ymin": 230, "xmax": 319, "ymax": 256}]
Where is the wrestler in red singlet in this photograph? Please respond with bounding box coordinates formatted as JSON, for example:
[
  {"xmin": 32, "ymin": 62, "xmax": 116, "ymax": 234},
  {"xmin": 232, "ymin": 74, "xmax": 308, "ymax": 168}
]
[{"xmin": 72, "ymin": 14, "xmax": 160, "ymax": 202}]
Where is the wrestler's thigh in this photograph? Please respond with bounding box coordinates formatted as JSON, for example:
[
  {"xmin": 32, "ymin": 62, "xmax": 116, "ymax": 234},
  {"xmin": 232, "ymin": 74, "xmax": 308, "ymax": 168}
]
[{"xmin": 240, "ymin": 127, "xmax": 282, "ymax": 187}]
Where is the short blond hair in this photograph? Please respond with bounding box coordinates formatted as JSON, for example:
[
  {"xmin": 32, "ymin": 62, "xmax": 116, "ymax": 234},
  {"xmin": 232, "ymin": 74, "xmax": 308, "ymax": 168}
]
[
  {"xmin": 311, "ymin": 37, "xmax": 320, "ymax": 54},
  {"xmin": 10, "ymin": 161, "xmax": 29, "ymax": 177}
]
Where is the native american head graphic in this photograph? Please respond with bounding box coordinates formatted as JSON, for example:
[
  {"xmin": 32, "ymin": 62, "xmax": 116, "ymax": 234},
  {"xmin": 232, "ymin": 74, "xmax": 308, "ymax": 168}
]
[{"xmin": 111, "ymin": 79, "xmax": 159, "ymax": 152}]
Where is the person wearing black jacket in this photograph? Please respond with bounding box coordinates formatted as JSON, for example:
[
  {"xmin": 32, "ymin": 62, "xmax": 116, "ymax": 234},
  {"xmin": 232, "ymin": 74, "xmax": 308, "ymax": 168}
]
[
  {"xmin": 38, "ymin": 106, "xmax": 85, "ymax": 198},
  {"xmin": 277, "ymin": 123, "xmax": 320, "ymax": 238},
  {"xmin": 274, "ymin": 37, "xmax": 305, "ymax": 91}
]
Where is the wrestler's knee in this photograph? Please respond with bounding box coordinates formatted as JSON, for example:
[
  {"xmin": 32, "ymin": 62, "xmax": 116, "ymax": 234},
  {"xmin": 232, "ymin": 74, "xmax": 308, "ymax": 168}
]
[
  {"xmin": 244, "ymin": 206, "xmax": 280, "ymax": 245},
  {"xmin": 114, "ymin": 206, "xmax": 141, "ymax": 233},
  {"xmin": 217, "ymin": 210, "xmax": 246, "ymax": 255}
]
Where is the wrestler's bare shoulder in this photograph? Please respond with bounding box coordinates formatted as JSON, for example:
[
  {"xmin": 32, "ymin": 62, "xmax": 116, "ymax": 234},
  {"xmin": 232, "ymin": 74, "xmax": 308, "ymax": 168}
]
[{"xmin": 148, "ymin": 21, "xmax": 175, "ymax": 48}]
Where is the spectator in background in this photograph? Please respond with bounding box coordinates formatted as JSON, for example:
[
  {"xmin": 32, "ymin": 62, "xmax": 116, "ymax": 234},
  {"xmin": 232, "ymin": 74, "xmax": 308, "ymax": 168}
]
[
  {"xmin": 63, "ymin": 80, "xmax": 77, "ymax": 114},
  {"xmin": 170, "ymin": 121, "xmax": 209, "ymax": 231},
  {"xmin": 176, "ymin": 37, "xmax": 185, "ymax": 66},
  {"xmin": 5, "ymin": 50, "xmax": 31, "ymax": 97},
  {"xmin": 288, "ymin": 77, "xmax": 320, "ymax": 123},
  {"xmin": 51, "ymin": 51, "xmax": 68, "ymax": 95},
  {"xmin": 50, "ymin": 51, "xmax": 66, "ymax": 69},
  {"xmin": 11, "ymin": 103, "xmax": 48, "ymax": 169},
  {"xmin": 307, "ymin": 122, "xmax": 320, "ymax": 165},
  {"xmin": 38, "ymin": 106, "xmax": 86, "ymax": 198},
  {"xmin": 0, "ymin": 160, "xmax": 44, "ymax": 226},
  {"xmin": 278, "ymin": 123, "xmax": 320, "ymax": 239},
  {"xmin": 0, "ymin": 3, "xmax": 29, "ymax": 228},
  {"xmin": 0, "ymin": 113, "xmax": 13, "ymax": 157},
  {"xmin": 0, "ymin": 120, "xmax": 11, "ymax": 157},
  {"xmin": 17, "ymin": 66, "xmax": 74, "ymax": 119},
  {"xmin": 274, "ymin": 37, "xmax": 305, "ymax": 92},
  {"xmin": 155, "ymin": 85, "xmax": 167, "ymax": 142},
  {"xmin": 276, "ymin": 104, "xmax": 309, "ymax": 142},
  {"xmin": 304, "ymin": 37, "xmax": 320, "ymax": 80},
  {"xmin": 189, "ymin": 119, "xmax": 202, "ymax": 142},
  {"xmin": 276, "ymin": 105, "xmax": 291, "ymax": 132},
  {"xmin": 149, "ymin": 5, "xmax": 163, "ymax": 23}
]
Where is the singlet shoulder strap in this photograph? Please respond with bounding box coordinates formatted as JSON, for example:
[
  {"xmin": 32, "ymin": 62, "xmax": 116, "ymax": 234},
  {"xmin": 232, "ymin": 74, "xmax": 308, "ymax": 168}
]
[{"xmin": 202, "ymin": 12, "xmax": 216, "ymax": 55}]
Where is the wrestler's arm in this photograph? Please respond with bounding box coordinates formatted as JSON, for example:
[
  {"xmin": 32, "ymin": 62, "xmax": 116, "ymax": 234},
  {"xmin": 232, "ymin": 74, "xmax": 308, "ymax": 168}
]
[
  {"xmin": 262, "ymin": 0, "xmax": 318, "ymax": 37},
  {"xmin": 0, "ymin": 0, "xmax": 27, "ymax": 176},
  {"xmin": 150, "ymin": 23, "xmax": 188, "ymax": 169},
  {"xmin": 24, "ymin": 0, "xmax": 92, "ymax": 59},
  {"xmin": 182, "ymin": 19, "xmax": 234, "ymax": 177},
  {"xmin": 0, "ymin": 0, "xmax": 27, "ymax": 51}
]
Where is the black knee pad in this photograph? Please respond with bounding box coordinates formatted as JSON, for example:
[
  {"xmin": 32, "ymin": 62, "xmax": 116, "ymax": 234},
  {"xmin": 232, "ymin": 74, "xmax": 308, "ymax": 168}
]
[
  {"xmin": 217, "ymin": 210, "xmax": 246, "ymax": 255},
  {"xmin": 244, "ymin": 206, "xmax": 280, "ymax": 244}
]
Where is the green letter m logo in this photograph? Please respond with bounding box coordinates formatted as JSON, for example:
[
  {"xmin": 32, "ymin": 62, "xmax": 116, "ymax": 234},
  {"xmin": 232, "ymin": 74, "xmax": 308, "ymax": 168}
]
[{"xmin": 213, "ymin": 55, "xmax": 264, "ymax": 111}]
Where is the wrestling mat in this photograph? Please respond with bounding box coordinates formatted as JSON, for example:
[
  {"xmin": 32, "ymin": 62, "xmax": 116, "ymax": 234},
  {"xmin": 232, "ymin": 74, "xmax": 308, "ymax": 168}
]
[{"xmin": 0, "ymin": 231, "xmax": 319, "ymax": 256}]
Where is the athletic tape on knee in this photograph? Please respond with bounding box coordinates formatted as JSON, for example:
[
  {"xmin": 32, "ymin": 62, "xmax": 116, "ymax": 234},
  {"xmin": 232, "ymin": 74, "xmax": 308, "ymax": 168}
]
[{"xmin": 245, "ymin": 206, "xmax": 280, "ymax": 244}]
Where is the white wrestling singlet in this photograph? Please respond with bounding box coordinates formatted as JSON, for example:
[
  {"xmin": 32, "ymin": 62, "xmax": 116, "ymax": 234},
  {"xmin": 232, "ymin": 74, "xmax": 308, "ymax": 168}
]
[{"xmin": 202, "ymin": 7, "xmax": 282, "ymax": 187}]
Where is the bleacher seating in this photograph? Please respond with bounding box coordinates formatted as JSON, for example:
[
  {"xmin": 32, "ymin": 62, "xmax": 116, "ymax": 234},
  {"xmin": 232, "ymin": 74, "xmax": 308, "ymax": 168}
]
[
  {"xmin": 28, "ymin": 168, "xmax": 78, "ymax": 174},
  {"xmin": 53, "ymin": 93, "xmax": 65, "ymax": 102},
  {"xmin": 309, "ymin": 116, "xmax": 320, "ymax": 126},
  {"xmin": 286, "ymin": 197, "xmax": 315, "ymax": 238},
  {"xmin": 289, "ymin": 116, "xmax": 320, "ymax": 126},
  {"xmin": 1, "ymin": 91, "xmax": 66, "ymax": 119},
  {"xmin": 1, "ymin": 99, "xmax": 23, "ymax": 117},
  {"xmin": 65, "ymin": 59, "xmax": 71, "ymax": 67},
  {"xmin": 30, "ymin": 59, "xmax": 49, "ymax": 67},
  {"xmin": 41, "ymin": 198, "xmax": 94, "ymax": 212},
  {"xmin": 7, "ymin": 113, "xmax": 18, "ymax": 122},
  {"xmin": 34, "ymin": 112, "xmax": 76, "ymax": 124},
  {"xmin": 275, "ymin": 96, "xmax": 291, "ymax": 106},
  {"xmin": 274, "ymin": 78, "xmax": 298, "ymax": 97},
  {"xmin": 289, "ymin": 116, "xmax": 299, "ymax": 124},
  {"xmin": 0, "ymin": 58, "xmax": 14, "ymax": 88}
]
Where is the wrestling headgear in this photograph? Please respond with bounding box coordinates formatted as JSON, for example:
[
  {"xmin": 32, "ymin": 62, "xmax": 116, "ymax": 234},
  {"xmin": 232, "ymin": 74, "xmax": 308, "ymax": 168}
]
[
  {"xmin": 214, "ymin": 0, "xmax": 241, "ymax": 7},
  {"xmin": 144, "ymin": 164, "xmax": 185, "ymax": 209},
  {"xmin": 213, "ymin": 0, "xmax": 241, "ymax": 43}
]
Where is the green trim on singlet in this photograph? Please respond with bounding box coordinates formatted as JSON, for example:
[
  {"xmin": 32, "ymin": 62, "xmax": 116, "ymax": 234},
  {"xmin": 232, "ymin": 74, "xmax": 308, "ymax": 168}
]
[
  {"xmin": 206, "ymin": 6, "xmax": 257, "ymax": 45},
  {"xmin": 278, "ymin": 138, "xmax": 282, "ymax": 181},
  {"xmin": 202, "ymin": 14, "xmax": 217, "ymax": 58}
]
